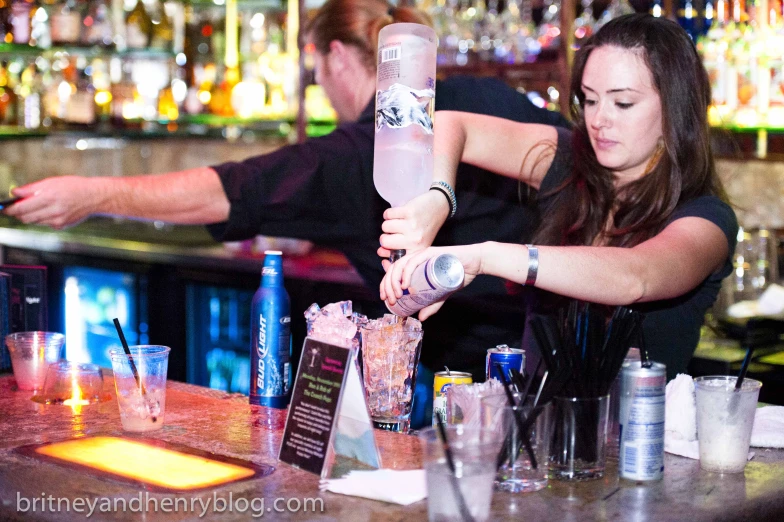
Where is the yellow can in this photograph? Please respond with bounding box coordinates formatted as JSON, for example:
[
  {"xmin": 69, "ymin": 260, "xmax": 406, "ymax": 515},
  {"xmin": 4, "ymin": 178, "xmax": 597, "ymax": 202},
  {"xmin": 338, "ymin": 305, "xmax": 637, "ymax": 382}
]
[{"xmin": 433, "ymin": 370, "xmax": 472, "ymax": 426}]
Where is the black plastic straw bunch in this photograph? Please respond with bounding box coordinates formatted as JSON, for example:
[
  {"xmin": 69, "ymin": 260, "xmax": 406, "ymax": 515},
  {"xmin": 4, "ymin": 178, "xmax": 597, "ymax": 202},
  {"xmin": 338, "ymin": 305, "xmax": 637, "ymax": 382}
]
[{"xmin": 529, "ymin": 302, "xmax": 644, "ymax": 399}]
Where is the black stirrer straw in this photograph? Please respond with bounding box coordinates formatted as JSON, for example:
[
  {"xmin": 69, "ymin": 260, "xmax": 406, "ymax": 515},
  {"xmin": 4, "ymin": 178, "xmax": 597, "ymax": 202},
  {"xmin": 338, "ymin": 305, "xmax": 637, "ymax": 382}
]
[
  {"xmin": 113, "ymin": 318, "xmax": 147, "ymax": 397},
  {"xmin": 735, "ymin": 346, "xmax": 754, "ymax": 391},
  {"xmin": 435, "ymin": 412, "xmax": 475, "ymax": 522},
  {"xmin": 495, "ymin": 362, "xmax": 538, "ymax": 470}
]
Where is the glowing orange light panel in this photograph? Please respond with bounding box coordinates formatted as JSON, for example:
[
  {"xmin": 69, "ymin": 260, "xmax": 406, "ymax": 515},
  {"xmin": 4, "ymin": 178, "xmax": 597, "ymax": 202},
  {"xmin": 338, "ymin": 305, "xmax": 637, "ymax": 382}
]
[{"xmin": 34, "ymin": 437, "xmax": 257, "ymax": 490}]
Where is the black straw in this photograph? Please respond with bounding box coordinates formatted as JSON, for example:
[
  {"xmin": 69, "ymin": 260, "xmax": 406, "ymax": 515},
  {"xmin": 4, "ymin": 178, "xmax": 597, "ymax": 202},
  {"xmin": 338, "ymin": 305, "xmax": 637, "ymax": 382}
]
[
  {"xmin": 435, "ymin": 413, "xmax": 474, "ymax": 522},
  {"xmin": 113, "ymin": 318, "xmax": 146, "ymax": 395},
  {"xmin": 494, "ymin": 362, "xmax": 538, "ymax": 470},
  {"xmin": 735, "ymin": 346, "xmax": 754, "ymax": 391}
]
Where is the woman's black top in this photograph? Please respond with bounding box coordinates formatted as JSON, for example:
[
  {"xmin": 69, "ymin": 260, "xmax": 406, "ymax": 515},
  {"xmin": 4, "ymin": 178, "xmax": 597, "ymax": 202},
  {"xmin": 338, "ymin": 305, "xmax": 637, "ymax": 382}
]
[{"xmin": 527, "ymin": 128, "xmax": 738, "ymax": 380}]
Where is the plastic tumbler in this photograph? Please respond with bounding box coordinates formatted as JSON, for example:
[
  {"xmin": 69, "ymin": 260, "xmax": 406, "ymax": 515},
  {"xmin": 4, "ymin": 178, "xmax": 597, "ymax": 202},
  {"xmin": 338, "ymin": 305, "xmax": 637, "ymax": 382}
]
[
  {"xmin": 695, "ymin": 376, "xmax": 762, "ymax": 474},
  {"xmin": 109, "ymin": 345, "xmax": 171, "ymax": 432},
  {"xmin": 419, "ymin": 426, "xmax": 502, "ymax": 522},
  {"xmin": 5, "ymin": 332, "xmax": 65, "ymax": 391}
]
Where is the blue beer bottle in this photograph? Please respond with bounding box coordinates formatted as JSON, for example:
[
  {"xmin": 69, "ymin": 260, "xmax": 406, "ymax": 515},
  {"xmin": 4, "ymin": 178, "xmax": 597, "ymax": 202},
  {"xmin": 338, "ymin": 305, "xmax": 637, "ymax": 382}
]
[{"xmin": 249, "ymin": 251, "xmax": 292, "ymax": 408}]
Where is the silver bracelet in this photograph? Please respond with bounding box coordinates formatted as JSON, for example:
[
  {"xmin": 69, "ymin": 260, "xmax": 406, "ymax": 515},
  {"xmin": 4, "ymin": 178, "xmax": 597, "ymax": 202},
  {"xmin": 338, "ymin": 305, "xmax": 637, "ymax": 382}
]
[
  {"xmin": 525, "ymin": 244, "xmax": 539, "ymax": 286},
  {"xmin": 430, "ymin": 181, "xmax": 457, "ymax": 218}
]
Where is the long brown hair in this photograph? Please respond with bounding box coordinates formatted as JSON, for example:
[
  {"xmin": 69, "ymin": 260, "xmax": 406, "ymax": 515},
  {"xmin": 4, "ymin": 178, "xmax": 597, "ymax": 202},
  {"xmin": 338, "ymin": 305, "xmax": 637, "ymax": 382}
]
[
  {"xmin": 306, "ymin": 0, "xmax": 432, "ymax": 71},
  {"xmin": 533, "ymin": 14, "xmax": 729, "ymax": 248}
]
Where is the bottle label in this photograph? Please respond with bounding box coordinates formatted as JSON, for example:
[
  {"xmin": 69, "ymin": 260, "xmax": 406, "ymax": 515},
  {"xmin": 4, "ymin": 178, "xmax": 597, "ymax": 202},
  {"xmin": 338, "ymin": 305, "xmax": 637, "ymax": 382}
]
[
  {"xmin": 67, "ymin": 91, "xmax": 96, "ymax": 124},
  {"xmin": 375, "ymin": 83, "xmax": 435, "ymax": 134},
  {"xmin": 51, "ymin": 13, "xmax": 81, "ymax": 44},
  {"xmin": 126, "ymin": 24, "xmax": 150, "ymax": 48}
]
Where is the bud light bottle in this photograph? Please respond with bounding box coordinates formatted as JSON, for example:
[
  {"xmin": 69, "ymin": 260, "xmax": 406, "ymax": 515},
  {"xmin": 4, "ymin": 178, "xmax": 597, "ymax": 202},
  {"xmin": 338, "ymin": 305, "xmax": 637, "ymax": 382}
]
[{"xmin": 249, "ymin": 251, "xmax": 292, "ymax": 408}]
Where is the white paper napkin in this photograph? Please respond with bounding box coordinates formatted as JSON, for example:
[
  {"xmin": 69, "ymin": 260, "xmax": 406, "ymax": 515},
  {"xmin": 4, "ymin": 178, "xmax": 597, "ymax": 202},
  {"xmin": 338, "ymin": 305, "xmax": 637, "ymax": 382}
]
[
  {"xmin": 750, "ymin": 406, "xmax": 784, "ymax": 448},
  {"xmin": 664, "ymin": 374, "xmax": 700, "ymax": 459},
  {"xmin": 320, "ymin": 469, "xmax": 427, "ymax": 506}
]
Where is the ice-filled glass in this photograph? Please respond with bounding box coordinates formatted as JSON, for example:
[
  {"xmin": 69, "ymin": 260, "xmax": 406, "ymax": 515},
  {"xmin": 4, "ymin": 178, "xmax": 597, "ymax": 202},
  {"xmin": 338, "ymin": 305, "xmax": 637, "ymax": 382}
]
[
  {"xmin": 419, "ymin": 426, "xmax": 501, "ymax": 522},
  {"xmin": 109, "ymin": 345, "xmax": 170, "ymax": 432},
  {"xmin": 360, "ymin": 316, "xmax": 423, "ymax": 432},
  {"xmin": 695, "ymin": 376, "xmax": 762, "ymax": 474},
  {"xmin": 5, "ymin": 332, "xmax": 65, "ymax": 391}
]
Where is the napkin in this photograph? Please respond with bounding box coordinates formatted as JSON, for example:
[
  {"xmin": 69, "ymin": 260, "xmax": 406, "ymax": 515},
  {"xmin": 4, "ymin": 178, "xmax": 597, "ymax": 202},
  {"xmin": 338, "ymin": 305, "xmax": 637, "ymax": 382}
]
[
  {"xmin": 320, "ymin": 469, "xmax": 427, "ymax": 505},
  {"xmin": 664, "ymin": 374, "xmax": 700, "ymax": 459},
  {"xmin": 750, "ymin": 406, "xmax": 784, "ymax": 448}
]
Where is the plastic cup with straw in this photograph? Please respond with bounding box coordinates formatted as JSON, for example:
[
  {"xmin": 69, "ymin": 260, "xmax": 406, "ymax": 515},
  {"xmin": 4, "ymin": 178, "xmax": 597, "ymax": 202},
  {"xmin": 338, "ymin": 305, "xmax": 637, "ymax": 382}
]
[
  {"xmin": 112, "ymin": 318, "xmax": 161, "ymax": 421},
  {"xmin": 435, "ymin": 413, "xmax": 475, "ymax": 522}
]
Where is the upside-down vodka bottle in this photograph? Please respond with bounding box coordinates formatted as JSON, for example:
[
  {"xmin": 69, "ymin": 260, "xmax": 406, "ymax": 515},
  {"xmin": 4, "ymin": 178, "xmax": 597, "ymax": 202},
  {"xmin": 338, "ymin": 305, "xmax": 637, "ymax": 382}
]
[{"xmin": 373, "ymin": 23, "xmax": 437, "ymax": 261}]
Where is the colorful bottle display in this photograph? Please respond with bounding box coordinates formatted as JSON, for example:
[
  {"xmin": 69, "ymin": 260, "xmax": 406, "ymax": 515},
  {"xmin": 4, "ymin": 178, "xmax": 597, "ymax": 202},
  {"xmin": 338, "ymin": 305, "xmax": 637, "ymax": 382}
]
[
  {"xmin": 697, "ymin": 0, "xmax": 784, "ymax": 127},
  {"xmin": 249, "ymin": 250, "xmax": 292, "ymax": 408}
]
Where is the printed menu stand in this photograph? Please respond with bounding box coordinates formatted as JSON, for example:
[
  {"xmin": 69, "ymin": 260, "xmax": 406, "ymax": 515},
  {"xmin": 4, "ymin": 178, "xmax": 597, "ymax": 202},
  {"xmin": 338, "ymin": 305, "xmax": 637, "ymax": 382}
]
[{"xmin": 278, "ymin": 337, "xmax": 381, "ymax": 478}]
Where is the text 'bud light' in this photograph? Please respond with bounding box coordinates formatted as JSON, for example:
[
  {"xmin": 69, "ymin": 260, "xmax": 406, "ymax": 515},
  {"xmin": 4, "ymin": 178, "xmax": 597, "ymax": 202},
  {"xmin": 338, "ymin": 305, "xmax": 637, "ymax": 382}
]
[{"xmin": 249, "ymin": 250, "xmax": 292, "ymax": 408}]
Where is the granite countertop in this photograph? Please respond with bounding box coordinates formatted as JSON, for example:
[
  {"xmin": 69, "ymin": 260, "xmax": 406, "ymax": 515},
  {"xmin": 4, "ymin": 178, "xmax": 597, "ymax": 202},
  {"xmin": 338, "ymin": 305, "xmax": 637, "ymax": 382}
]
[{"xmin": 1, "ymin": 374, "xmax": 783, "ymax": 521}]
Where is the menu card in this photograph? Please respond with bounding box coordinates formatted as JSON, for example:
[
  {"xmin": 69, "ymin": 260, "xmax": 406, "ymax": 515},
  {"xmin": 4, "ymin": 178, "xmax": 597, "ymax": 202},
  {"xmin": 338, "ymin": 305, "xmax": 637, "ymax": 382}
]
[{"xmin": 278, "ymin": 338, "xmax": 380, "ymax": 478}]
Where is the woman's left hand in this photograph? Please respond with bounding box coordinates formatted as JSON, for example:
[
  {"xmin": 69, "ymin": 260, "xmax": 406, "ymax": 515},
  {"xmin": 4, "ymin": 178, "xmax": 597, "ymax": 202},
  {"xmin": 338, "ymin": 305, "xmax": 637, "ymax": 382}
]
[
  {"xmin": 377, "ymin": 189, "xmax": 450, "ymax": 260},
  {"xmin": 380, "ymin": 244, "xmax": 484, "ymax": 321}
]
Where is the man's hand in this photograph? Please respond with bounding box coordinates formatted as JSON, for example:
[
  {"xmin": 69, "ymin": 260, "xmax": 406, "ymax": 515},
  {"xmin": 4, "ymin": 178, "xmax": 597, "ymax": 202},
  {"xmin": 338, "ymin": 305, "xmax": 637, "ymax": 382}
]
[{"xmin": 4, "ymin": 176, "xmax": 106, "ymax": 229}]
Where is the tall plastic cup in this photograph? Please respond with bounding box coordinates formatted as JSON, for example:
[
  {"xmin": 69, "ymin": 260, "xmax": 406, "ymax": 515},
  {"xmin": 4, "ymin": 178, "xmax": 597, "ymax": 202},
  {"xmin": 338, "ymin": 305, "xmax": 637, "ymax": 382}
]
[{"xmin": 695, "ymin": 376, "xmax": 761, "ymax": 473}]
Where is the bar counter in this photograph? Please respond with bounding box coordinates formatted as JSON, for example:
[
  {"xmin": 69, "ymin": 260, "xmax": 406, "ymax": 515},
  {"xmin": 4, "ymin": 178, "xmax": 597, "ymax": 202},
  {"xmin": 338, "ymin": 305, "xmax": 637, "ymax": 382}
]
[{"xmin": 1, "ymin": 374, "xmax": 783, "ymax": 521}]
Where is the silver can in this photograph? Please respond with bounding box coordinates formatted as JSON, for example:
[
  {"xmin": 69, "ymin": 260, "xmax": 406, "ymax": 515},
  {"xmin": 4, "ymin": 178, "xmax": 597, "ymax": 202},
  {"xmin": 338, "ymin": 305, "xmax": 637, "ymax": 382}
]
[
  {"xmin": 619, "ymin": 360, "xmax": 666, "ymax": 481},
  {"xmin": 387, "ymin": 254, "xmax": 464, "ymax": 317}
]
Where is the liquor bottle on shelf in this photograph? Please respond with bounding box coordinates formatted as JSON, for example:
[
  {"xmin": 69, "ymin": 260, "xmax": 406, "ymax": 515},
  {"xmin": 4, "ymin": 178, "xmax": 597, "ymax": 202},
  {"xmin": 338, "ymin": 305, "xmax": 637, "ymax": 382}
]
[
  {"xmin": 17, "ymin": 62, "xmax": 42, "ymax": 128},
  {"xmin": 125, "ymin": 0, "xmax": 151, "ymax": 49},
  {"xmin": 698, "ymin": 0, "xmax": 731, "ymax": 123},
  {"xmin": 1, "ymin": 1, "xmax": 12, "ymax": 44},
  {"xmin": 9, "ymin": 0, "xmax": 33, "ymax": 44},
  {"xmin": 50, "ymin": 0, "xmax": 81, "ymax": 46},
  {"xmin": 150, "ymin": 0, "xmax": 172, "ymax": 51},
  {"xmin": 0, "ymin": 61, "xmax": 19, "ymax": 125},
  {"xmin": 677, "ymin": 0, "xmax": 699, "ymax": 40},
  {"xmin": 29, "ymin": 0, "xmax": 50, "ymax": 47},
  {"xmin": 66, "ymin": 61, "xmax": 97, "ymax": 125},
  {"xmin": 208, "ymin": 65, "xmax": 237, "ymax": 116},
  {"xmin": 81, "ymin": 0, "xmax": 113, "ymax": 47}
]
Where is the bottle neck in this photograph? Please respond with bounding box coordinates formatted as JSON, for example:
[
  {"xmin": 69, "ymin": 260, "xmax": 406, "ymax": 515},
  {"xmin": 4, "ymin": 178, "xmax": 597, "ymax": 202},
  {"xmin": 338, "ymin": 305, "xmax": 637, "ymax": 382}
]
[{"xmin": 260, "ymin": 256, "xmax": 284, "ymax": 288}]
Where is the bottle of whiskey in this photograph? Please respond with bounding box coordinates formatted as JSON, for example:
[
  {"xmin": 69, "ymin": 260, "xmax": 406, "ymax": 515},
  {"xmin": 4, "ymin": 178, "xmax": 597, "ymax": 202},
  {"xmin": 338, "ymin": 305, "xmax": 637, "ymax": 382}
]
[
  {"xmin": 50, "ymin": 0, "xmax": 81, "ymax": 45},
  {"xmin": 125, "ymin": 0, "xmax": 151, "ymax": 49}
]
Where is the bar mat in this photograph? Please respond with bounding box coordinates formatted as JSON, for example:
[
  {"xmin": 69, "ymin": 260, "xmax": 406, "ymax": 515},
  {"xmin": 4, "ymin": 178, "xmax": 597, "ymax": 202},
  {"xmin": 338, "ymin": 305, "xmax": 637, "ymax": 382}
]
[{"xmin": 16, "ymin": 436, "xmax": 274, "ymax": 492}]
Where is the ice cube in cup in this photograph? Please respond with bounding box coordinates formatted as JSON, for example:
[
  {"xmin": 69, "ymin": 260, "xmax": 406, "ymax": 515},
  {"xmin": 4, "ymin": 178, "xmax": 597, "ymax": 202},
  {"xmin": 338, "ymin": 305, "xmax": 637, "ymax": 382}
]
[
  {"xmin": 109, "ymin": 345, "xmax": 170, "ymax": 432},
  {"xmin": 5, "ymin": 332, "xmax": 65, "ymax": 391}
]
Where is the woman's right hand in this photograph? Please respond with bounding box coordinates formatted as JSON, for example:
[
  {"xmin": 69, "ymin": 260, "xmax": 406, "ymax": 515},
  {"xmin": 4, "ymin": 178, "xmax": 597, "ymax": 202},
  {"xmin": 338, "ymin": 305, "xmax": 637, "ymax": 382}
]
[
  {"xmin": 380, "ymin": 244, "xmax": 485, "ymax": 321},
  {"xmin": 377, "ymin": 189, "xmax": 450, "ymax": 261}
]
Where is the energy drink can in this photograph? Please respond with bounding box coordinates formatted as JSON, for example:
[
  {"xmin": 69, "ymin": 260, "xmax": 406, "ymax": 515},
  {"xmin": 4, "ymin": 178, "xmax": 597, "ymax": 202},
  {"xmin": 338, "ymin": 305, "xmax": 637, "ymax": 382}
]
[
  {"xmin": 619, "ymin": 360, "xmax": 666, "ymax": 481},
  {"xmin": 485, "ymin": 344, "xmax": 525, "ymax": 382},
  {"xmin": 387, "ymin": 254, "xmax": 464, "ymax": 317},
  {"xmin": 433, "ymin": 369, "xmax": 472, "ymax": 426},
  {"xmin": 249, "ymin": 251, "xmax": 292, "ymax": 408}
]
